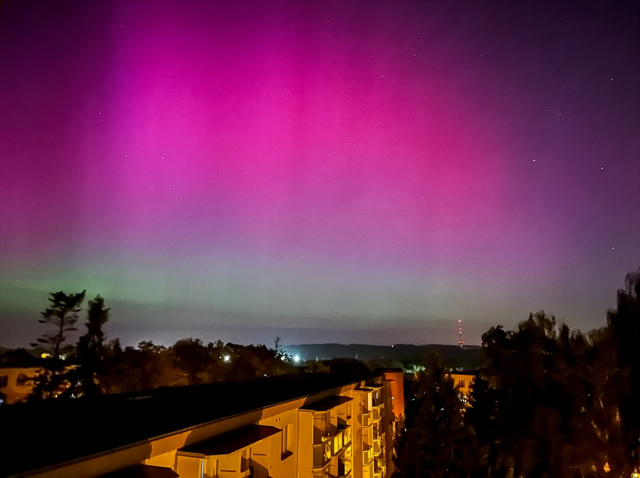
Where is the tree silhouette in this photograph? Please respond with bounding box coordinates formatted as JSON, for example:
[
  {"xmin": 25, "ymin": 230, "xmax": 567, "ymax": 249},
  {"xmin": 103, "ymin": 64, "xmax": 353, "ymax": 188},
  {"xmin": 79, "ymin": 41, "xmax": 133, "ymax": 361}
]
[
  {"xmin": 73, "ymin": 295, "xmax": 110, "ymax": 396},
  {"xmin": 395, "ymin": 354, "xmax": 487, "ymax": 478},
  {"xmin": 28, "ymin": 290, "xmax": 86, "ymax": 400},
  {"xmin": 172, "ymin": 338, "xmax": 212, "ymax": 385},
  {"xmin": 31, "ymin": 290, "xmax": 86, "ymax": 360},
  {"xmin": 471, "ymin": 310, "xmax": 630, "ymax": 477},
  {"xmin": 606, "ymin": 267, "xmax": 640, "ymax": 470}
]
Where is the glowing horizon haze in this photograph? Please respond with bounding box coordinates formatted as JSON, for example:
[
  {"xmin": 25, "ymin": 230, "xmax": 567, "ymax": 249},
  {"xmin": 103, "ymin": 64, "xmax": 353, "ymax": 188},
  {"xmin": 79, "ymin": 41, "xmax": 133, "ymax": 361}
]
[{"xmin": 1, "ymin": 0, "xmax": 638, "ymax": 348}]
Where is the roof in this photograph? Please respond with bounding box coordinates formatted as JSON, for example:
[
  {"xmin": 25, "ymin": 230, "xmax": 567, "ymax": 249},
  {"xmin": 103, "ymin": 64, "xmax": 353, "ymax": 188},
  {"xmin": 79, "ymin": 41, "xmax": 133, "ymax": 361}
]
[
  {"xmin": 179, "ymin": 425, "xmax": 280, "ymax": 456},
  {"xmin": 301, "ymin": 395, "xmax": 352, "ymax": 412},
  {"xmin": 99, "ymin": 465, "xmax": 179, "ymax": 478},
  {"xmin": 0, "ymin": 372, "xmax": 373, "ymax": 477}
]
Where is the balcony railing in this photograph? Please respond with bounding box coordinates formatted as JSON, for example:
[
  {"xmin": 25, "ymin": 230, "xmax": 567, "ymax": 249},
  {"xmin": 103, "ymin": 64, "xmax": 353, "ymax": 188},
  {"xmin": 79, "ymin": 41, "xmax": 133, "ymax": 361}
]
[
  {"xmin": 372, "ymin": 403, "xmax": 385, "ymax": 422},
  {"xmin": 363, "ymin": 446, "xmax": 373, "ymax": 464},
  {"xmin": 313, "ymin": 441, "xmax": 331, "ymax": 468},
  {"xmin": 341, "ymin": 425, "xmax": 352, "ymax": 446},
  {"xmin": 314, "ymin": 421, "xmax": 335, "ymax": 443},
  {"xmin": 332, "ymin": 430, "xmax": 344, "ymax": 455},
  {"xmin": 362, "ymin": 413, "xmax": 371, "ymax": 428}
]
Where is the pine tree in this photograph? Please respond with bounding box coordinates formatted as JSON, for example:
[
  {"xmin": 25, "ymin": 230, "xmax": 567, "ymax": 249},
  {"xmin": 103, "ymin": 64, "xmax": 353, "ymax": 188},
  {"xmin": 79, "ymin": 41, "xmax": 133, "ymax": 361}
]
[
  {"xmin": 29, "ymin": 290, "xmax": 86, "ymax": 399},
  {"xmin": 32, "ymin": 290, "xmax": 86, "ymax": 360}
]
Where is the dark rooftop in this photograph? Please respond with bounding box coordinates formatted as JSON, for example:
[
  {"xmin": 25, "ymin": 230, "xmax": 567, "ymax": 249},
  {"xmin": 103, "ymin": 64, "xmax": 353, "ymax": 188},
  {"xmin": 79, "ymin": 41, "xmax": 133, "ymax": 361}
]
[
  {"xmin": 179, "ymin": 425, "xmax": 280, "ymax": 456},
  {"xmin": 0, "ymin": 372, "xmax": 373, "ymax": 477},
  {"xmin": 99, "ymin": 465, "xmax": 179, "ymax": 478},
  {"xmin": 301, "ymin": 395, "xmax": 352, "ymax": 412}
]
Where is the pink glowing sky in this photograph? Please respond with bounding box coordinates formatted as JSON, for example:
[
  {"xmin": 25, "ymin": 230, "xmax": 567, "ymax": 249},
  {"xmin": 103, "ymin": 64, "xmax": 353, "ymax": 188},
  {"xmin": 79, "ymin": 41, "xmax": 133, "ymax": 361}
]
[{"xmin": 1, "ymin": 0, "xmax": 638, "ymax": 347}]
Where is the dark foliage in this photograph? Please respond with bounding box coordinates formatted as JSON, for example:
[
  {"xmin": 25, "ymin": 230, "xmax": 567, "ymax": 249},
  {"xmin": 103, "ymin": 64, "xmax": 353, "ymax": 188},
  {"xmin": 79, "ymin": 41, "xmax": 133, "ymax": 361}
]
[
  {"xmin": 395, "ymin": 354, "xmax": 487, "ymax": 478},
  {"xmin": 396, "ymin": 268, "xmax": 639, "ymax": 478}
]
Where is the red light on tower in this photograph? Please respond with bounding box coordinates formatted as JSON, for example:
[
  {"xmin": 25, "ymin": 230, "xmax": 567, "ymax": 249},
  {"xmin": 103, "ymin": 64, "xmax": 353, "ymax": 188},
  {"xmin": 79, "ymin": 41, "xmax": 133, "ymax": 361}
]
[{"xmin": 458, "ymin": 319, "xmax": 464, "ymax": 348}]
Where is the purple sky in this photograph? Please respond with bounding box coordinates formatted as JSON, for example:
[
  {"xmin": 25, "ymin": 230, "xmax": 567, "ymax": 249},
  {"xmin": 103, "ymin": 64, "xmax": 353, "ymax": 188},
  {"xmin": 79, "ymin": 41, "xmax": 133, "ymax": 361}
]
[{"xmin": 1, "ymin": 0, "xmax": 639, "ymax": 348}]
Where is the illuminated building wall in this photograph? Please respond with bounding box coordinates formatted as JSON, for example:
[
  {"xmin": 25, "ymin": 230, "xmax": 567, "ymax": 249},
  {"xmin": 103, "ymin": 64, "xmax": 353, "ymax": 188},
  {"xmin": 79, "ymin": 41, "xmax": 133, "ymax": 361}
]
[
  {"xmin": 449, "ymin": 373, "xmax": 475, "ymax": 406},
  {"xmin": 20, "ymin": 371, "xmax": 403, "ymax": 478},
  {"xmin": 0, "ymin": 366, "xmax": 44, "ymax": 404}
]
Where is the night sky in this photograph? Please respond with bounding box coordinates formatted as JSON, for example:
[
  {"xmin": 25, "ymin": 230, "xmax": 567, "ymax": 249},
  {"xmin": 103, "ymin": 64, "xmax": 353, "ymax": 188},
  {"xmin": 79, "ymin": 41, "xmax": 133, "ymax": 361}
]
[{"xmin": 1, "ymin": 0, "xmax": 638, "ymax": 348}]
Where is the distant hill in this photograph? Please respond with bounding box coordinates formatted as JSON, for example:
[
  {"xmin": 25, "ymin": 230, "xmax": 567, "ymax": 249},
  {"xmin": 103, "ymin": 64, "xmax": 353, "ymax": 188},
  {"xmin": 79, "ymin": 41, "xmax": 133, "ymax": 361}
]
[{"xmin": 282, "ymin": 343, "xmax": 484, "ymax": 370}]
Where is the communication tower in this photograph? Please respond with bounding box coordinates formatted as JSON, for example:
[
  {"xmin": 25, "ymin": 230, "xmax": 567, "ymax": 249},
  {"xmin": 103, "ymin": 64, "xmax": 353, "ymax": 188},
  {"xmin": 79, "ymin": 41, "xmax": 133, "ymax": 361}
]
[{"xmin": 458, "ymin": 319, "xmax": 464, "ymax": 348}]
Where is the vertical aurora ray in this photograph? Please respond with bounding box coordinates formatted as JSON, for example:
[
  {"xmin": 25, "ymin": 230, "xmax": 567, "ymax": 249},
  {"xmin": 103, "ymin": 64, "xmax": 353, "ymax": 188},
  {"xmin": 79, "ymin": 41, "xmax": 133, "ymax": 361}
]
[{"xmin": 111, "ymin": 0, "xmax": 511, "ymax": 267}]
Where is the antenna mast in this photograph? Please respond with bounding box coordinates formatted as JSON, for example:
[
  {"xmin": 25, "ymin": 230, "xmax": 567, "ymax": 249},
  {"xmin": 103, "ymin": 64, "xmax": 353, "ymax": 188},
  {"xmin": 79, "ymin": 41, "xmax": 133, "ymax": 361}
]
[{"xmin": 458, "ymin": 319, "xmax": 464, "ymax": 348}]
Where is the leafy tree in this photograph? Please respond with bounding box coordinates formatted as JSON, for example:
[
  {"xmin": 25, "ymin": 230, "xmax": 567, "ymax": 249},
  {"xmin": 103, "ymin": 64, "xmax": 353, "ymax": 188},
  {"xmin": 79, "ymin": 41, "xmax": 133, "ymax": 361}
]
[
  {"xmin": 472, "ymin": 311, "xmax": 629, "ymax": 478},
  {"xmin": 172, "ymin": 338, "xmax": 212, "ymax": 385},
  {"xmin": 102, "ymin": 340, "xmax": 185, "ymax": 393}
]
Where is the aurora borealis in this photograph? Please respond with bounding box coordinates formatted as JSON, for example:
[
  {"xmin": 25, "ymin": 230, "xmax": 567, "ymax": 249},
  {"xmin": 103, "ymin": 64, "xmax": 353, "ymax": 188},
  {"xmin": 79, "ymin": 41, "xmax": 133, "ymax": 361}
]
[{"xmin": 1, "ymin": 1, "xmax": 638, "ymax": 347}]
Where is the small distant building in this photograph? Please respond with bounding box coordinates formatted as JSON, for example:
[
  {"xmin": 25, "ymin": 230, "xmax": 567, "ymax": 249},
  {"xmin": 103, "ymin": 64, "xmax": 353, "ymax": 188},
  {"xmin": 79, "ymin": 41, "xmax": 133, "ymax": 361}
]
[
  {"xmin": 0, "ymin": 364, "xmax": 79, "ymax": 404},
  {"xmin": 449, "ymin": 373, "xmax": 475, "ymax": 406},
  {"xmin": 0, "ymin": 366, "xmax": 45, "ymax": 404}
]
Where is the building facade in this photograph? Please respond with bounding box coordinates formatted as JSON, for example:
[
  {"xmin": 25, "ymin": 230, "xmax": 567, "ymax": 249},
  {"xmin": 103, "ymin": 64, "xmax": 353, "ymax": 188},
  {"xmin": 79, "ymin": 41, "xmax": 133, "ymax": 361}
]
[
  {"xmin": 7, "ymin": 371, "xmax": 404, "ymax": 478},
  {"xmin": 0, "ymin": 366, "xmax": 45, "ymax": 404}
]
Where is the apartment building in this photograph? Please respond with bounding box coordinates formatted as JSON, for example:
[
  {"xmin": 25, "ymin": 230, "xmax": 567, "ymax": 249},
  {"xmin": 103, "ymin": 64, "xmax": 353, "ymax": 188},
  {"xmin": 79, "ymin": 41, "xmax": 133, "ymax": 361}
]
[{"xmin": 1, "ymin": 370, "xmax": 404, "ymax": 478}]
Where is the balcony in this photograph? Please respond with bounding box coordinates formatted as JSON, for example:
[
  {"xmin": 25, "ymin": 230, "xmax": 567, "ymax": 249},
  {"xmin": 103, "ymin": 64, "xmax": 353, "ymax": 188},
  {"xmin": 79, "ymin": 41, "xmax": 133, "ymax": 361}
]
[
  {"xmin": 332, "ymin": 430, "xmax": 344, "ymax": 455},
  {"xmin": 313, "ymin": 441, "xmax": 331, "ymax": 468},
  {"xmin": 315, "ymin": 421, "xmax": 335, "ymax": 444},
  {"xmin": 371, "ymin": 403, "xmax": 385, "ymax": 422},
  {"xmin": 363, "ymin": 445, "xmax": 373, "ymax": 464},
  {"xmin": 373, "ymin": 462, "xmax": 386, "ymax": 478},
  {"xmin": 373, "ymin": 437, "xmax": 381, "ymax": 455},
  {"xmin": 341, "ymin": 425, "xmax": 352, "ymax": 446},
  {"xmin": 362, "ymin": 413, "xmax": 372, "ymax": 428}
]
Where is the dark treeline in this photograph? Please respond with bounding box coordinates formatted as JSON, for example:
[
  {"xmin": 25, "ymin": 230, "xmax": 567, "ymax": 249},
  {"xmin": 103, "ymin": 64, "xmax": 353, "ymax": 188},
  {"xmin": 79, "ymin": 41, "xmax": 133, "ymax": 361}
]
[
  {"xmin": 395, "ymin": 268, "xmax": 640, "ymax": 478},
  {"xmin": 0, "ymin": 290, "xmax": 375, "ymax": 399}
]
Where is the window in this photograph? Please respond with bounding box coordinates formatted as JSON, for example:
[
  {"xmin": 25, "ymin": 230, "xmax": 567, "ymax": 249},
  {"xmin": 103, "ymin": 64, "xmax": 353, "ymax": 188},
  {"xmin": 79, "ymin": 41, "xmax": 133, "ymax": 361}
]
[{"xmin": 0, "ymin": 375, "xmax": 8, "ymax": 388}]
